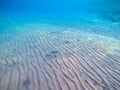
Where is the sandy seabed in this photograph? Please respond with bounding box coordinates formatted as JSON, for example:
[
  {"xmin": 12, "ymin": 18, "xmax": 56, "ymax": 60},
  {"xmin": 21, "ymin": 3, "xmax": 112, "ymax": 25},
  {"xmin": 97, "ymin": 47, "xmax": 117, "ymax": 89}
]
[{"xmin": 0, "ymin": 23, "xmax": 120, "ymax": 90}]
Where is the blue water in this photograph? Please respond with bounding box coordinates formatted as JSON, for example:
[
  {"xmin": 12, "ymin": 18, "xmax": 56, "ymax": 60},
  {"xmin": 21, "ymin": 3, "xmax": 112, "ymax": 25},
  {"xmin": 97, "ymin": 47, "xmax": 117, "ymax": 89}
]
[
  {"xmin": 0, "ymin": 1, "xmax": 120, "ymax": 90},
  {"xmin": 0, "ymin": 1, "xmax": 120, "ymax": 63},
  {"xmin": 0, "ymin": 0, "xmax": 120, "ymax": 38}
]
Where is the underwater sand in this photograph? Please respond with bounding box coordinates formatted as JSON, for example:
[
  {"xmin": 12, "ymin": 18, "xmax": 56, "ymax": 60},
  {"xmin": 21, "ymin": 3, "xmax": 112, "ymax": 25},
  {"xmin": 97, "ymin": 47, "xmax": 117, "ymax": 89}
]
[{"xmin": 0, "ymin": 15, "xmax": 120, "ymax": 90}]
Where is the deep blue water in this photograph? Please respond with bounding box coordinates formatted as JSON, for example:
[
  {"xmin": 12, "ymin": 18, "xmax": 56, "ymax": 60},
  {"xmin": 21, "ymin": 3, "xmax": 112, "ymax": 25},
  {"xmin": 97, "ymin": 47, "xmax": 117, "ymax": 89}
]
[
  {"xmin": 0, "ymin": 0, "xmax": 120, "ymax": 13},
  {"xmin": 0, "ymin": 0, "xmax": 120, "ymax": 39}
]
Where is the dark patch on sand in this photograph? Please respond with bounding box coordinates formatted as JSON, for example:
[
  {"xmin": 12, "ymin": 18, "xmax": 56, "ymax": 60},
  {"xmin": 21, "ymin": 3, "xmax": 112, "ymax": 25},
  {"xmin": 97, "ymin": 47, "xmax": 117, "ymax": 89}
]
[
  {"xmin": 45, "ymin": 50, "xmax": 59, "ymax": 59},
  {"xmin": 64, "ymin": 41, "xmax": 70, "ymax": 44},
  {"xmin": 23, "ymin": 76, "xmax": 30, "ymax": 87}
]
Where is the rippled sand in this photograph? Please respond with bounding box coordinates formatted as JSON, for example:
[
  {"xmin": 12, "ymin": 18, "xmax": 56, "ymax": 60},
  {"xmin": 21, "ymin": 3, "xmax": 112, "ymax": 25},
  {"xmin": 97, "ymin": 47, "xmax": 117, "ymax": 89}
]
[{"xmin": 0, "ymin": 23, "xmax": 120, "ymax": 90}]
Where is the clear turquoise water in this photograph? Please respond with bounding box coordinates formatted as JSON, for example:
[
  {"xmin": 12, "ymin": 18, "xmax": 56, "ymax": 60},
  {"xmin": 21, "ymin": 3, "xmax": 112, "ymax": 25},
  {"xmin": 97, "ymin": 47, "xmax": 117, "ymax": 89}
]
[
  {"xmin": 0, "ymin": 12, "xmax": 120, "ymax": 39},
  {"xmin": 0, "ymin": 0, "xmax": 120, "ymax": 36},
  {"xmin": 0, "ymin": 1, "xmax": 120, "ymax": 90}
]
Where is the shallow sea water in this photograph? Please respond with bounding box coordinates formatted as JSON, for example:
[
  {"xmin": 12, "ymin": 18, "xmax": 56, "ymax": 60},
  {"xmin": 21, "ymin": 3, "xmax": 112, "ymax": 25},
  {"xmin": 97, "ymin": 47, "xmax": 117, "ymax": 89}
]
[
  {"xmin": 0, "ymin": 13, "xmax": 120, "ymax": 90},
  {"xmin": 0, "ymin": 0, "xmax": 120, "ymax": 89}
]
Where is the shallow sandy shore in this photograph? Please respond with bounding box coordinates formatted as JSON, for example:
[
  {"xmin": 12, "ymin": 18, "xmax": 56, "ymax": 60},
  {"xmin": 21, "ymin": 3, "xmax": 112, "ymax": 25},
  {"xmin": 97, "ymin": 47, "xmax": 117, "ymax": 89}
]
[{"xmin": 0, "ymin": 24, "xmax": 120, "ymax": 90}]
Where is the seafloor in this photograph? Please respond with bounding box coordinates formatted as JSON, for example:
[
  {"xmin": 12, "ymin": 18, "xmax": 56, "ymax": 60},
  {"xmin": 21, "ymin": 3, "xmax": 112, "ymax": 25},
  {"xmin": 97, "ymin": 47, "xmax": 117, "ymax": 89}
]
[{"xmin": 0, "ymin": 13, "xmax": 120, "ymax": 90}]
